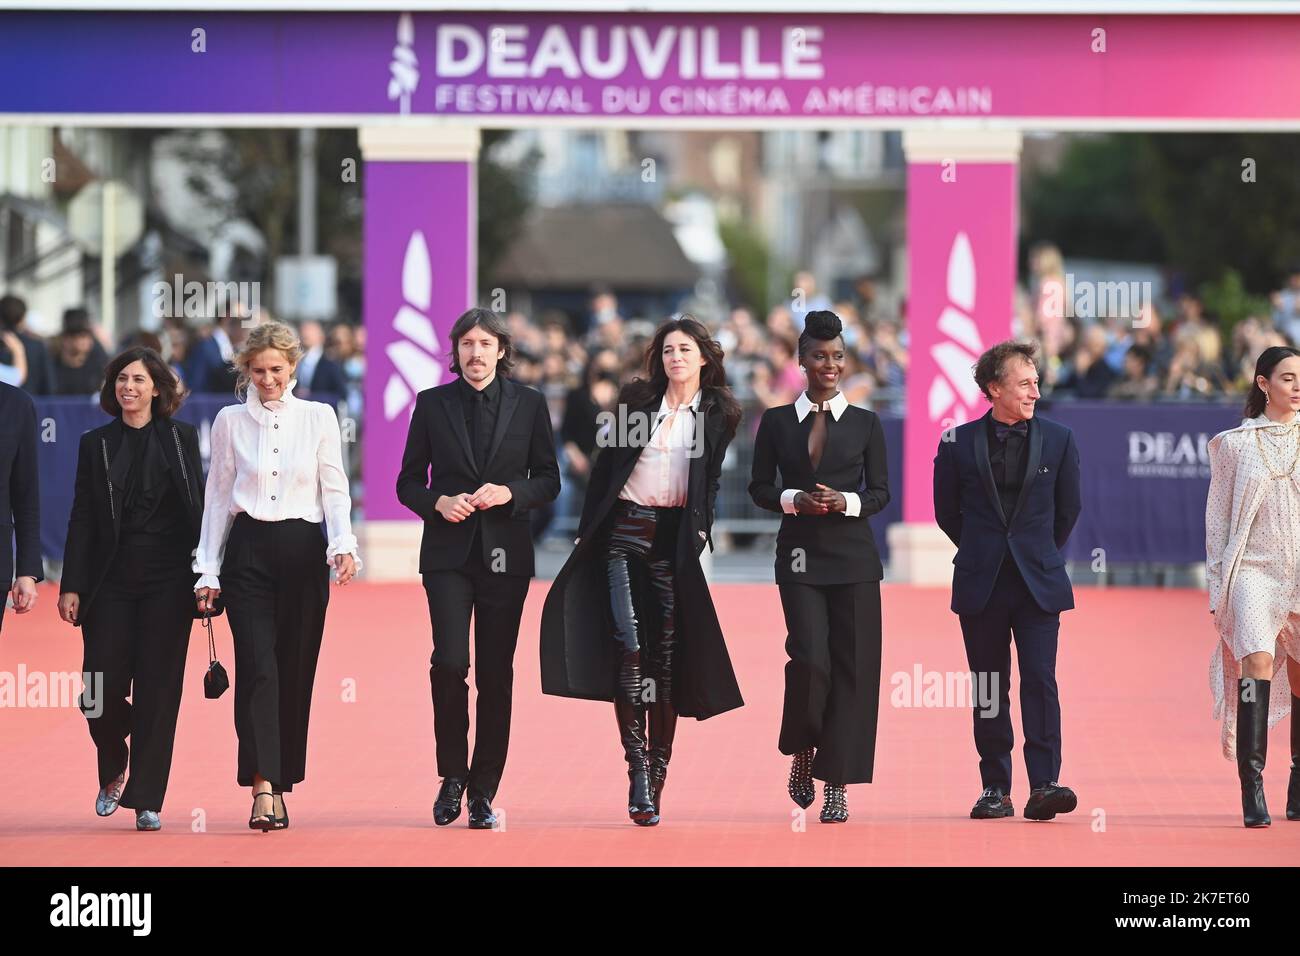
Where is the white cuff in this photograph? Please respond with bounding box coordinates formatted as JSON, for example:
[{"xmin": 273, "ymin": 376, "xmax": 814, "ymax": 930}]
[
  {"xmin": 192, "ymin": 553, "xmax": 222, "ymax": 576},
  {"xmin": 780, "ymin": 488, "xmax": 801, "ymax": 514},
  {"xmin": 194, "ymin": 574, "xmax": 221, "ymax": 591},
  {"xmin": 326, "ymin": 535, "xmax": 363, "ymax": 573},
  {"xmin": 843, "ymin": 492, "xmax": 861, "ymax": 517}
]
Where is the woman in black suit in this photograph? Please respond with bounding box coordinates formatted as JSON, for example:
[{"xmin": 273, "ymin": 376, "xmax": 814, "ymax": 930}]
[
  {"xmin": 58, "ymin": 347, "xmax": 205, "ymax": 831},
  {"xmin": 749, "ymin": 311, "xmax": 890, "ymax": 823},
  {"xmin": 541, "ymin": 316, "xmax": 743, "ymax": 826}
]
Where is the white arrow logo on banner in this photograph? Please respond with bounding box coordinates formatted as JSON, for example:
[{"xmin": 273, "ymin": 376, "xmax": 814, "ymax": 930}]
[
  {"xmin": 383, "ymin": 230, "xmax": 442, "ymax": 421},
  {"xmin": 928, "ymin": 231, "xmax": 986, "ymax": 426}
]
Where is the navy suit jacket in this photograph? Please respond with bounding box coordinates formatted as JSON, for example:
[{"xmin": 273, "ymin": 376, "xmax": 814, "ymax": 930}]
[
  {"xmin": 184, "ymin": 336, "xmax": 232, "ymax": 394},
  {"xmin": 933, "ymin": 409, "xmax": 1081, "ymax": 615},
  {"xmin": 303, "ymin": 355, "xmax": 347, "ymax": 398}
]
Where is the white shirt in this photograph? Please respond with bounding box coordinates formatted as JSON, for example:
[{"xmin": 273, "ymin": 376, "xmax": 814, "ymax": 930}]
[
  {"xmin": 193, "ymin": 379, "xmax": 360, "ymax": 590},
  {"xmin": 779, "ymin": 390, "xmax": 862, "ymax": 518},
  {"xmin": 212, "ymin": 326, "xmax": 234, "ymax": 362},
  {"xmin": 618, "ymin": 388, "xmax": 701, "ymax": 508}
]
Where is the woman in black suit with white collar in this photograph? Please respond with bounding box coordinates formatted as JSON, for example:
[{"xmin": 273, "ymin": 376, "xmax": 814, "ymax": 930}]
[
  {"xmin": 58, "ymin": 347, "xmax": 205, "ymax": 831},
  {"xmin": 749, "ymin": 311, "xmax": 890, "ymax": 823}
]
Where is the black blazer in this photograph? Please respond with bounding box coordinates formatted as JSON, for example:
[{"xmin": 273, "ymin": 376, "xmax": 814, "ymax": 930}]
[
  {"xmin": 932, "ymin": 409, "xmax": 1082, "ymax": 615},
  {"xmin": 749, "ymin": 401, "xmax": 890, "ymax": 585},
  {"xmin": 396, "ymin": 375, "xmax": 560, "ymax": 577},
  {"xmin": 0, "ymin": 383, "xmax": 41, "ymax": 585},
  {"xmin": 60, "ymin": 417, "xmax": 205, "ymax": 620}
]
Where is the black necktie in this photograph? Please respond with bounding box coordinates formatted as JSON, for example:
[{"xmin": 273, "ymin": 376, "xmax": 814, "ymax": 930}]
[{"xmin": 471, "ymin": 390, "xmax": 488, "ymax": 472}]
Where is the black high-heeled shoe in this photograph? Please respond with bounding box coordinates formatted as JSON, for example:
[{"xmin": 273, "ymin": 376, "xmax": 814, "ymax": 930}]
[
  {"xmin": 249, "ymin": 789, "xmax": 277, "ymax": 831},
  {"xmin": 820, "ymin": 783, "xmax": 849, "ymax": 824},
  {"xmin": 272, "ymin": 791, "xmax": 289, "ymax": 830},
  {"xmin": 788, "ymin": 748, "xmax": 815, "ymax": 809}
]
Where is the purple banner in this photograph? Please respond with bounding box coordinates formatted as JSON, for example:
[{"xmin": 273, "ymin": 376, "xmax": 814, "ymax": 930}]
[
  {"xmin": 5, "ymin": 12, "xmax": 1300, "ymax": 120},
  {"xmin": 362, "ymin": 159, "xmax": 475, "ymax": 521},
  {"xmin": 1039, "ymin": 402, "xmax": 1242, "ymax": 565}
]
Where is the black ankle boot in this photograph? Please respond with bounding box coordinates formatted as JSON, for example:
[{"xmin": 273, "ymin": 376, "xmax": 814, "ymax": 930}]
[
  {"xmin": 1237, "ymin": 678, "xmax": 1271, "ymax": 828},
  {"xmin": 1288, "ymin": 695, "xmax": 1299, "ymax": 821},
  {"xmin": 615, "ymin": 698, "xmax": 658, "ymax": 826},
  {"xmin": 820, "ymin": 783, "xmax": 848, "ymax": 823},
  {"xmin": 788, "ymin": 748, "xmax": 815, "ymax": 809},
  {"xmin": 647, "ymin": 698, "xmax": 678, "ymax": 817}
]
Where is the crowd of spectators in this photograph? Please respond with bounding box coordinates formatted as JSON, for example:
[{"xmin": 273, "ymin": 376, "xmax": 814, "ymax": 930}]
[
  {"xmin": 0, "ymin": 293, "xmax": 365, "ymax": 415},
  {"xmin": 6, "ymin": 247, "xmax": 1298, "ymax": 431}
]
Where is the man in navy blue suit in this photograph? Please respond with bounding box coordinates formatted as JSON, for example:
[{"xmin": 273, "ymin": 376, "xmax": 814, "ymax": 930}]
[{"xmin": 933, "ymin": 340, "xmax": 1082, "ymax": 821}]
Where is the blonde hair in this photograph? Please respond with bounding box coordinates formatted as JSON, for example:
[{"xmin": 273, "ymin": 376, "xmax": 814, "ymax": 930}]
[{"xmin": 233, "ymin": 320, "xmax": 303, "ymax": 396}]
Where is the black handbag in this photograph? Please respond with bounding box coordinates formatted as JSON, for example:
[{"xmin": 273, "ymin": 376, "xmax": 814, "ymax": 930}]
[
  {"xmin": 193, "ymin": 590, "xmax": 224, "ymax": 619},
  {"xmin": 201, "ymin": 612, "xmax": 230, "ymax": 699}
]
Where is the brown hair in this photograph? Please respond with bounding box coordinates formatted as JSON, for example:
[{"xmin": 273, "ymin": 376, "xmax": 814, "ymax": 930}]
[
  {"xmin": 448, "ymin": 308, "xmax": 515, "ymax": 377},
  {"xmin": 620, "ymin": 315, "xmax": 742, "ymax": 437},
  {"xmin": 100, "ymin": 347, "xmax": 187, "ymax": 418},
  {"xmin": 974, "ymin": 339, "xmax": 1040, "ymax": 400}
]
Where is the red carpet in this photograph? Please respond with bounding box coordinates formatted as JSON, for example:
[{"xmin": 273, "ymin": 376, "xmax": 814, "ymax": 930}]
[{"xmin": 1, "ymin": 580, "xmax": 1295, "ymax": 866}]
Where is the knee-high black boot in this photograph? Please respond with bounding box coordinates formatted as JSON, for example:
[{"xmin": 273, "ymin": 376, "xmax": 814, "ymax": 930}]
[
  {"xmin": 644, "ymin": 556, "xmax": 677, "ymax": 818},
  {"xmin": 1288, "ymin": 694, "xmax": 1299, "ymax": 821},
  {"xmin": 1238, "ymin": 678, "xmax": 1271, "ymax": 828},
  {"xmin": 647, "ymin": 698, "xmax": 677, "ymax": 817},
  {"xmin": 615, "ymin": 696, "xmax": 658, "ymax": 826}
]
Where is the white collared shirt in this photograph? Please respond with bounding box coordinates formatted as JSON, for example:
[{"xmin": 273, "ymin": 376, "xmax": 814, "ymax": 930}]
[
  {"xmin": 779, "ymin": 390, "xmax": 862, "ymax": 517},
  {"xmin": 193, "ymin": 379, "xmax": 361, "ymax": 589},
  {"xmin": 618, "ymin": 388, "xmax": 702, "ymax": 508}
]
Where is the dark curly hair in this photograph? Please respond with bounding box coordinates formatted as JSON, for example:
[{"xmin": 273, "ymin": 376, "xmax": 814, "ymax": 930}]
[{"xmin": 974, "ymin": 340, "xmax": 1040, "ymax": 400}]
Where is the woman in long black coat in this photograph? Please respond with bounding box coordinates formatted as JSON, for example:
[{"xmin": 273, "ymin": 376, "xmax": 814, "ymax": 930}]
[
  {"xmin": 541, "ymin": 316, "xmax": 743, "ymax": 826},
  {"xmin": 58, "ymin": 347, "xmax": 205, "ymax": 832}
]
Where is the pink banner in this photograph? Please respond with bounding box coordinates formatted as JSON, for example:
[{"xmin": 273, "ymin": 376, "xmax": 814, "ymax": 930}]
[
  {"xmin": 8, "ymin": 12, "xmax": 1300, "ymax": 122},
  {"xmin": 903, "ymin": 160, "xmax": 1018, "ymax": 524}
]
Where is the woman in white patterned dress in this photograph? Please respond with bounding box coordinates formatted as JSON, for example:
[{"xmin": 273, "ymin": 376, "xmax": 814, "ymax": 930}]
[{"xmin": 1206, "ymin": 345, "xmax": 1300, "ymax": 827}]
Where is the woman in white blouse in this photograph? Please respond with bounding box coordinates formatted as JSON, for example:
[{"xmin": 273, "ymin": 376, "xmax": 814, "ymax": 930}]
[
  {"xmin": 1206, "ymin": 344, "xmax": 1300, "ymax": 827},
  {"xmin": 193, "ymin": 320, "xmax": 360, "ymax": 831}
]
